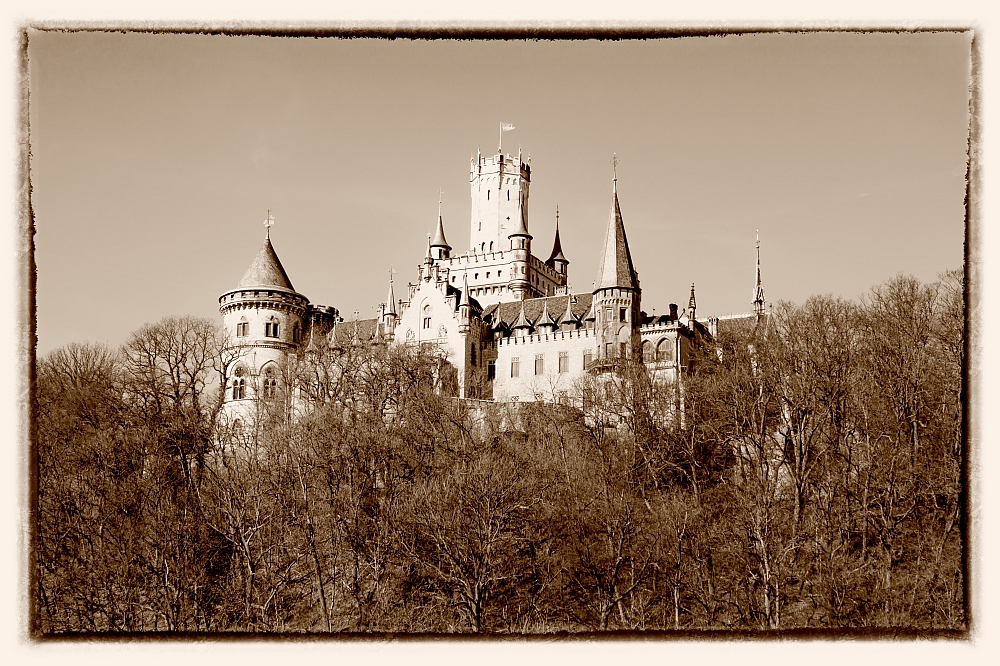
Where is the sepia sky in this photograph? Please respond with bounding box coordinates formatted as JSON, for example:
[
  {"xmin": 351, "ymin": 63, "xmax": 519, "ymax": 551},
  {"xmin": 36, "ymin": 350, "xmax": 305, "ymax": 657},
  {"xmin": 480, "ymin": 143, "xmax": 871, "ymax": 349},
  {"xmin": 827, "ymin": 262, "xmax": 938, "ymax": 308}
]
[{"xmin": 28, "ymin": 30, "xmax": 971, "ymax": 354}]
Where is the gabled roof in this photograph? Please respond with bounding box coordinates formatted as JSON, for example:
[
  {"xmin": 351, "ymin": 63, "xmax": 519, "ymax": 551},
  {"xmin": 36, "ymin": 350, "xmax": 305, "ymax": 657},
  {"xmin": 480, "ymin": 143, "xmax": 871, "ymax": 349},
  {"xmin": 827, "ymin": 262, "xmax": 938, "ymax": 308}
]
[
  {"xmin": 238, "ymin": 238, "xmax": 295, "ymax": 291},
  {"xmin": 595, "ymin": 184, "xmax": 638, "ymax": 291}
]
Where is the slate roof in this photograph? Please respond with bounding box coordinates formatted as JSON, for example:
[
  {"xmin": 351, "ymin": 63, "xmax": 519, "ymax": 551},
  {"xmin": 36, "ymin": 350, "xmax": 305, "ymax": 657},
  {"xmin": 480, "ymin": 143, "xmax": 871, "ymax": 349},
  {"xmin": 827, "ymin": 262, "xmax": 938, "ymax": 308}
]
[
  {"xmin": 331, "ymin": 318, "xmax": 380, "ymax": 347},
  {"xmin": 238, "ymin": 238, "xmax": 295, "ymax": 291},
  {"xmin": 595, "ymin": 187, "xmax": 639, "ymax": 291},
  {"xmin": 431, "ymin": 214, "xmax": 450, "ymax": 249},
  {"xmin": 484, "ymin": 293, "xmax": 594, "ymax": 331},
  {"xmin": 547, "ymin": 220, "xmax": 567, "ymax": 264}
]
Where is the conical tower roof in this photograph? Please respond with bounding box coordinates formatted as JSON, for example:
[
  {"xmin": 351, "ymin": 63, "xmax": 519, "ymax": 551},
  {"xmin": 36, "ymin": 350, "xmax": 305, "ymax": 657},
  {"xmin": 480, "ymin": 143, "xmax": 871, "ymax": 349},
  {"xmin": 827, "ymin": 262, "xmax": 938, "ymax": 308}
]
[
  {"xmin": 431, "ymin": 197, "xmax": 451, "ymax": 250},
  {"xmin": 509, "ymin": 207, "xmax": 531, "ymax": 238},
  {"xmin": 595, "ymin": 177, "xmax": 638, "ymax": 291},
  {"xmin": 238, "ymin": 238, "xmax": 295, "ymax": 291},
  {"xmin": 547, "ymin": 206, "xmax": 567, "ymax": 264}
]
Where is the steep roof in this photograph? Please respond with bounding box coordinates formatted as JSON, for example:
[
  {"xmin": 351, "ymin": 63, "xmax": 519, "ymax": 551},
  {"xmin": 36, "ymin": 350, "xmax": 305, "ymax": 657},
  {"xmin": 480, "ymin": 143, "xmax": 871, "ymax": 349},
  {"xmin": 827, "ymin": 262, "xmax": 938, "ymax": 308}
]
[
  {"xmin": 238, "ymin": 238, "xmax": 295, "ymax": 291},
  {"xmin": 595, "ymin": 184, "xmax": 638, "ymax": 291},
  {"xmin": 484, "ymin": 293, "xmax": 593, "ymax": 330},
  {"xmin": 431, "ymin": 213, "xmax": 450, "ymax": 250},
  {"xmin": 547, "ymin": 214, "xmax": 567, "ymax": 264},
  {"xmin": 331, "ymin": 318, "xmax": 380, "ymax": 347}
]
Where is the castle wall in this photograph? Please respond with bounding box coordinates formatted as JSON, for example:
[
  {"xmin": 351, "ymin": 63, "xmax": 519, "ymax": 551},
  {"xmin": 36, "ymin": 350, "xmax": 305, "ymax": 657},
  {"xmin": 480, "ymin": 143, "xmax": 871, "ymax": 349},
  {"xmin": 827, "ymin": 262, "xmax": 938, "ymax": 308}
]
[{"xmin": 492, "ymin": 328, "xmax": 598, "ymax": 403}]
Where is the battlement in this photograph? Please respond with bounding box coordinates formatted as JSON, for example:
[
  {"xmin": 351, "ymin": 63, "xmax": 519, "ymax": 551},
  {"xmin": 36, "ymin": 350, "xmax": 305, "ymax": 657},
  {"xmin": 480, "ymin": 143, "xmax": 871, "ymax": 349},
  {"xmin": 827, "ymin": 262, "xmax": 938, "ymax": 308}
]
[
  {"xmin": 470, "ymin": 151, "xmax": 531, "ymax": 179},
  {"xmin": 498, "ymin": 327, "xmax": 594, "ymax": 347}
]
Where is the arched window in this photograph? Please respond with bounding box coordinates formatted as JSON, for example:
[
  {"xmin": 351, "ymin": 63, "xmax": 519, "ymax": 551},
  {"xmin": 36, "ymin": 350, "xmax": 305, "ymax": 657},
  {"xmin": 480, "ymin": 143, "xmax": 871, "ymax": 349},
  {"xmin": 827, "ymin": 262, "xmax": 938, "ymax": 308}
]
[
  {"xmin": 643, "ymin": 340, "xmax": 654, "ymax": 363},
  {"xmin": 232, "ymin": 366, "xmax": 247, "ymax": 400},
  {"xmin": 262, "ymin": 366, "xmax": 278, "ymax": 399},
  {"xmin": 657, "ymin": 338, "xmax": 674, "ymax": 362},
  {"xmin": 422, "ymin": 304, "xmax": 432, "ymax": 330},
  {"xmin": 236, "ymin": 317, "xmax": 249, "ymax": 337},
  {"xmin": 481, "ymin": 242, "xmax": 486, "ymax": 252},
  {"xmin": 489, "ymin": 242, "xmax": 493, "ymax": 252},
  {"xmin": 292, "ymin": 323, "xmax": 301, "ymax": 343},
  {"xmin": 265, "ymin": 317, "xmax": 280, "ymax": 338}
]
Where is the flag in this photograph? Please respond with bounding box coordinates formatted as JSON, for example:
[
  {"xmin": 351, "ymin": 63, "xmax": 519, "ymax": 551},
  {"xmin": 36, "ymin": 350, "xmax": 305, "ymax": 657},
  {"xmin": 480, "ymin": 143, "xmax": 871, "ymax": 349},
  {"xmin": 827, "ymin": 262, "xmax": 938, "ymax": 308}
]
[{"xmin": 500, "ymin": 123, "xmax": 515, "ymax": 131}]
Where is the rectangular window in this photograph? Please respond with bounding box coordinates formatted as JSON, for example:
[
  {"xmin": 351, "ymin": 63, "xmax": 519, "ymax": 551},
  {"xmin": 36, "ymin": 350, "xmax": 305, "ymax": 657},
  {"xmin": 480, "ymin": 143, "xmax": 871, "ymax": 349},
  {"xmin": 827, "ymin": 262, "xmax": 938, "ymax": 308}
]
[
  {"xmin": 423, "ymin": 317, "xmax": 431, "ymax": 329},
  {"xmin": 620, "ymin": 307, "xmax": 626, "ymax": 322},
  {"xmin": 487, "ymin": 360, "xmax": 496, "ymax": 381},
  {"xmin": 535, "ymin": 354, "xmax": 544, "ymax": 375},
  {"xmin": 511, "ymin": 357, "xmax": 520, "ymax": 378},
  {"xmin": 620, "ymin": 342, "xmax": 628, "ymax": 358},
  {"xmin": 583, "ymin": 352, "xmax": 593, "ymax": 368},
  {"xmin": 558, "ymin": 351, "xmax": 569, "ymax": 373},
  {"xmin": 605, "ymin": 343, "xmax": 613, "ymax": 358}
]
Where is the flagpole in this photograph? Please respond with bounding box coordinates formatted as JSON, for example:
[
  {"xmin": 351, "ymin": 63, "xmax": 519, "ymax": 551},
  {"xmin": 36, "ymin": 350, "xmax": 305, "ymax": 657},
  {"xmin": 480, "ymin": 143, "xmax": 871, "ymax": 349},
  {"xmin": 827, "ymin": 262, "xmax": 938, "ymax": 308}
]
[{"xmin": 498, "ymin": 121, "xmax": 502, "ymax": 153}]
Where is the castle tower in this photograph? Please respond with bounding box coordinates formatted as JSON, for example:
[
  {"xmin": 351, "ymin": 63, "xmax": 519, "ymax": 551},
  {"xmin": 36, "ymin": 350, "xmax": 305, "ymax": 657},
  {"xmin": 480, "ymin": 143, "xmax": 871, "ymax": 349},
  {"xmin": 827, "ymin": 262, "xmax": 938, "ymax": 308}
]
[
  {"xmin": 469, "ymin": 146, "xmax": 530, "ymax": 255},
  {"xmin": 753, "ymin": 230, "xmax": 766, "ymax": 317},
  {"xmin": 506, "ymin": 199, "xmax": 533, "ymax": 300},
  {"xmin": 546, "ymin": 205, "xmax": 569, "ymax": 278},
  {"xmin": 592, "ymin": 159, "xmax": 641, "ymax": 363},
  {"xmin": 430, "ymin": 195, "xmax": 452, "ymax": 260},
  {"xmin": 218, "ymin": 216, "xmax": 309, "ymax": 423}
]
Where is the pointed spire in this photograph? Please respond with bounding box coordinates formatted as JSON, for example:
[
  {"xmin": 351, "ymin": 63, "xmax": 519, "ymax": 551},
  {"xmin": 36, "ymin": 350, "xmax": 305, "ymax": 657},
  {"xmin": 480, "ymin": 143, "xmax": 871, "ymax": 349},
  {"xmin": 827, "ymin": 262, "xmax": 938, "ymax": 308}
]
[
  {"xmin": 460, "ymin": 270, "xmax": 470, "ymax": 307},
  {"xmin": 594, "ymin": 158, "xmax": 639, "ymax": 291},
  {"xmin": 431, "ymin": 191, "xmax": 451, "ymax": 251},
  {"xmin": 547, "ymin": 205, "xmax": 568, "ymax": 264},
  {"xmin": 513, "ymin": 299, "xmax": 532, "ymax": 331},
  {"xmin": 538, "ymin": 298, "xmax": 556, "ymax": 330},
  {"xmin": 424, "ymin": 233, "xmax": 432, "ymax": 262},
  {"xmin": 560, "ymin": 294, "xmax": 580, "ymax": 329},
  {"xmin": 689, "ymin": 283, "xmax": 697, "ymax": 320},
  {"xmin": 753, "ymin": 229, "xmax": 766, "ymax": 315},
  {"xmin": 509, "ymin": 203, "xmax": 531, "ymax": 239},
  {"xmin": 385, "ymin": 269, "xmax": 397, "ymax": 317}
]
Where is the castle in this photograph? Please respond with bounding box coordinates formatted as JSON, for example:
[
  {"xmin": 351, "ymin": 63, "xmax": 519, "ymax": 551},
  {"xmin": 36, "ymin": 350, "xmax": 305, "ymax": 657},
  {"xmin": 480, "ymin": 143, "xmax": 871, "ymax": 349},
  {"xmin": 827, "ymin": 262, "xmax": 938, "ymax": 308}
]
[{"xmin": 218, "ymin": 144, "xmax": 766, "ymax": 423}]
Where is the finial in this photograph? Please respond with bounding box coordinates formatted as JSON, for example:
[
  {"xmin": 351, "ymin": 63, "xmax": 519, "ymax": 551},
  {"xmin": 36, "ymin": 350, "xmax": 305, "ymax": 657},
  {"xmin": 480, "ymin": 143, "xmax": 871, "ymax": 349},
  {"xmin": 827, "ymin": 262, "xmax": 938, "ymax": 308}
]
[
  {"xmin": 556, "ymin": 204, "xmax": 559, "ymax": 225},
  {"xmin": 438, "ymin": 188, "xmax": 443, "ymax": 216},
  {"xmin": 264, "ymin": 209, "xmax": 275, "ymax": 239},
  {"xmin": 612, "ymin": 154, "xmax": 619, "ymax": 193}
]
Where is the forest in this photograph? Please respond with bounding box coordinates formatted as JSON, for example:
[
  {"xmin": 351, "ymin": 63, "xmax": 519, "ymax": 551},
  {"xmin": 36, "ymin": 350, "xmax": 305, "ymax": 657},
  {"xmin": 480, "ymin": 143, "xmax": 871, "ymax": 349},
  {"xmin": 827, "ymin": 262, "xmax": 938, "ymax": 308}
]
[{"xmin": 33, "ymin": 271, "xmax": 965, "ymax": 635}]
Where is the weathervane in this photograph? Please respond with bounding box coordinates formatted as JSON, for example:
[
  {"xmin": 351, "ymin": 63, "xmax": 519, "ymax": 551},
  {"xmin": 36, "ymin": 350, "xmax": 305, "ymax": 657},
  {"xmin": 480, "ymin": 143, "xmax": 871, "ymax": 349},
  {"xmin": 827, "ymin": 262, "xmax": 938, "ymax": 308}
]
[
  {"xmin": 612, "ymin": 154, "xmax": 619, "ymax": 183},
  {"xmin": 264, "ymin": 210, "xmax": 275, "ymax": 239}
]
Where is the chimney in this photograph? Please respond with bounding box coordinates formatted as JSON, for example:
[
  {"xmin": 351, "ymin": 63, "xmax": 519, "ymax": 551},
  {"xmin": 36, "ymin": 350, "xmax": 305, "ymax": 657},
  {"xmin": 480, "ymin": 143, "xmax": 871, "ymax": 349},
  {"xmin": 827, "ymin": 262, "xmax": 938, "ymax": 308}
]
[{"xmin": 669, "ymin": 303, "xmax": 678, "ymax": 320}]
